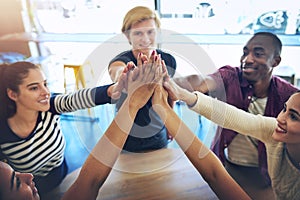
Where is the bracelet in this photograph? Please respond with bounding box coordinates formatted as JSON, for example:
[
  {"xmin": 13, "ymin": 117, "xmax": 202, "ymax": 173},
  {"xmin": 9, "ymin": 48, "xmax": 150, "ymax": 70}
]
[{"xmin": 187, "ymin": 92, "xmax": 198, "ymax": 108}]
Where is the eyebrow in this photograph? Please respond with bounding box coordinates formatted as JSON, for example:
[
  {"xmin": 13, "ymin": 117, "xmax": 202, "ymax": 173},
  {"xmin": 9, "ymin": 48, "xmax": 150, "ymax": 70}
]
[
  {"xmin": 253, "ymin": 46, "xmax": 265, "ymax": 52},
  {"xmin": 10, "ymin": 171, "xmax": 15, "ymax": 191},
  {"xmin": 27, "ymin": 80, "xmax": 47, "ymax": 88},
  {"xmin": 290, "ymin": 108, "xmax": 300, "ymax": 117},
  {"xmin": 26, "ymin": 82, "xmax": 38, "ymax": 87}
]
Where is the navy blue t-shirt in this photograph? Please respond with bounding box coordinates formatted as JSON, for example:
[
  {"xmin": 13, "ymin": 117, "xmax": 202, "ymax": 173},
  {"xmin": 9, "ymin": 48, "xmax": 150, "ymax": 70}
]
[{"xmin": 109, "ymin": 49, "xmax": 177, "ymax": 152}]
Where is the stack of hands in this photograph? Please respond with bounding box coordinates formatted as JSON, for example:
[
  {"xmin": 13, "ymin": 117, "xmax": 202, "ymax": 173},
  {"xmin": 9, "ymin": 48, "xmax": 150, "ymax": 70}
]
[{"xmin": 109, "ymin": 50, "xmax": 195, "ymax": 115}]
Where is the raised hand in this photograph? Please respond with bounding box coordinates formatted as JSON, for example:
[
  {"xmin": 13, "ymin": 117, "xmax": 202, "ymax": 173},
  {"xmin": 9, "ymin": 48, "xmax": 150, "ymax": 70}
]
[
  {"xmin": 110, "ymin": 53, "xmax": 151, "ymax": 100},
  {"xmin": 163, "ymin": 78, "xmax": 182, "ymax": 101},
  {"xmin": 151, "ymin": 85, "xmax": 170, "ymax": 119},
  {"xmin": 110, "ymin": 72, "xmax": 127, "ymax": 100},
  {"xmin": 164, "ymin": 78, "xmax": 198, "ymax": 107},
  {"xmin": 127, "ymin": 52, "xmax": 163, "ymax": 110}
]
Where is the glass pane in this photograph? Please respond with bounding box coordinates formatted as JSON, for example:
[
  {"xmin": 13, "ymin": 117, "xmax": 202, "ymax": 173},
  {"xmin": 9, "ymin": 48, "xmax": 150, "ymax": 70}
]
[
  {"xmin": 32, "ymin": 0, "xmax": 154, "ymax": 33},
  {"xmin": 159, "ymin": 0, "xmax": 299, "ymax": 35}
]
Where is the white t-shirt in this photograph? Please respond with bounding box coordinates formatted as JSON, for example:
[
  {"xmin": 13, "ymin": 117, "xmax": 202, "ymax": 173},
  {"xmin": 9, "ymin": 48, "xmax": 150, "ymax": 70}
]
[{"xmin": 227, "ymin": 96, "xmax": 267, "ymax": 167}]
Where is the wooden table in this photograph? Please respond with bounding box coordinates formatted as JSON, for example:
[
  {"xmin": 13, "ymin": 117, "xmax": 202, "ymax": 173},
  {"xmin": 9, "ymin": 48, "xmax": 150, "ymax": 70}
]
[{"xmin": 45, "ymin": 148, "xmax": 218, "ymax": 200}]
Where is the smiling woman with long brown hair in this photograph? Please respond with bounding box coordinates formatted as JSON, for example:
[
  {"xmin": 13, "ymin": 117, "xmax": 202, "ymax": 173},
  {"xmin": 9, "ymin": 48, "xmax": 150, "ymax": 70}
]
[{"xmin": 0, "ymin": 61, "xmax": 126, "ymax": 196}]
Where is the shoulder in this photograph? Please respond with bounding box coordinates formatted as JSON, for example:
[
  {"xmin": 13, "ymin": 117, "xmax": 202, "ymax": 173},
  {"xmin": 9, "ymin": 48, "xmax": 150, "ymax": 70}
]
[
  {"xmin": 49, "ymin": 95, "xmax": 65, "ymax": 114},
  {"xmin": 0, "ymin": 120, "xmax": 13, "ymax": 144},
  {"xmin": 210, "ymin": 65, "xmax": 241, "ymax": 83},
  {"xmin": 271, "ymin": 76, "xmax": 298, "ymax": 94},
  {"xmin": 157, "ymin": 49, "xmax": 176, "ymax": 63},
  {"xmin": 217, "ymin": 65, "xmax": 240, "ymax": 74},
  {"xmin": 156, "ymin": 49, "xmax": 177, "ymax": 76},
  {"xmin": 269, "ymin": 76, "xmax": 299, "ymax": 105},
  {"xmin": 109, "ymin": 50, "xmax": 133, "ymax": 65},
  {"xmin": 115, "ymin": 50, "xmax": 132, "ymax": 58}
]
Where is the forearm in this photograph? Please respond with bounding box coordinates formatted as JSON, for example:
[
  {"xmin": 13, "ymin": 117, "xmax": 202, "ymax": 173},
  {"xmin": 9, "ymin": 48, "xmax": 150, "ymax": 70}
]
[
  {"xmin": 62, "ymin": 99, "xmax": 138, "ymax": 200},
  {"xmin": 89, "ymin": 99, "xmax": 137, "ymax": 172},
  {"xmin": 157, "ymin": 105, "xmax": 250, "ymax": 200},
  {"xmin": 173, "ymin": 75, "xmax": 212, "ymax": 93},
  {"xmin": 186, "ymin": 139, "xmax": 250, "ymax": 200},
  {"xmin": 177, "ymin": 87, "xmax": 198, "ymax": 107},
  {"xmin": 189, "ymin": 91, "xmax": 276, "ymax": 141},
  {"xmin": 173, "ymin": 75, "xmax": 203, "ymax": 92},
  {"xmin": 61, "ymin": 155, "xmax": 111, "ymax": 200},
  {"xmin": 108, "ymin": 62, "xmax": 126, "ymax": 82}
]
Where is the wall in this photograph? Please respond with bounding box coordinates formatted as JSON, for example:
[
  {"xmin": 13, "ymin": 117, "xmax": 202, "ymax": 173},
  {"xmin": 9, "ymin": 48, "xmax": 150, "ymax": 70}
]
[{"xmin": 0, "ymin": 0, "xmax": 31, "ymax": 57}]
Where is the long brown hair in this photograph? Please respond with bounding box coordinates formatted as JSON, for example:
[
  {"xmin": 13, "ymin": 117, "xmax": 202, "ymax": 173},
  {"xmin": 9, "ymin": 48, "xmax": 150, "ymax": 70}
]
[{"xmin": 0, "ymin": 61, "xmax": 40, "ymax": 119}]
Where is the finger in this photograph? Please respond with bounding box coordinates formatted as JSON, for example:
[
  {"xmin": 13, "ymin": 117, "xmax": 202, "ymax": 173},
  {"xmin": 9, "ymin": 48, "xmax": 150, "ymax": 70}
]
[
  {"xmin": 124, "ymin": 61, "xmax": 136, "ymax": 73},
  {"xmin": 111, "ymin": 91, "xmax": 121, "ymax": 100},
  {"xmin": 137, "ymin": 52, "xmax": 143, "ymax": 68},
  {"xmin": 128, "ymin": 68, "xmax": 134, "ymax": 82},
  {"xmin": 154, "ymin": 54, "xmax": 161, "ymax": 68},
  {"xmin": 149, "ymin": 50, "xmax": 157, "ymax": 63},
  {"xmin": 145, "ymin": 56, "xmax": 159, "ymax": 83},
  {"xmin": 154, "ymin": 59, "xmax": 163, "ymax": 84},
  {"xmin": 124, "ymin": 72, "xmax": 129, "ymax": 90},
  {"xmin": 141, "ymin": 54, "xmax": 148, "ymax": 64},
  {"xmin": 155, "ymin": 55, "xmax": 163, "ymax": 82},
  {"xmin": 139, "ymin": 60, "xmax": 148, "ymax": 81},
  {"xmin": 161, "ymin": 60, "xmax": 170, "ymax": 82},
  {"xmin": 132, "ymin": 67, "xmax": 140, "ymax": 81}
]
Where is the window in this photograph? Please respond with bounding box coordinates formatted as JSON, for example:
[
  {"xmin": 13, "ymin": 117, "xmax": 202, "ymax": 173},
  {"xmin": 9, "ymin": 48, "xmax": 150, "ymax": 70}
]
[
  {"xmin": 22, "ymin": 0, "xmax": 300, "ymax": 87},
  {"xmin": 159, "ymin": 0, "xmax": 300, "ymax": 35},
  {"xmin": 24, "ymin": 0, "xmax": 300, "ymax": 59}
]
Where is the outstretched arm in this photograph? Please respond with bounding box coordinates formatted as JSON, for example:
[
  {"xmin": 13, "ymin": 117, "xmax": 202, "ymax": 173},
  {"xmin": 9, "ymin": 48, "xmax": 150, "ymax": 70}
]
[
  {"xmin": 163, "ymin": 79, "xmax": 276, "ymax": 142},
  {"xmin": 173, "ymin": 74, "xmax": 217, "ymax": 93},
  {"xmin": 152, "ymin": 86, "xmax": 250, "ymax": 200},
  {"xmin": 62, "ymin": 53, "xmax": 164, "ymax": 200},
  {"xmin": 108, "ymin": 53, "xmax": 150, "ymax": 99}
]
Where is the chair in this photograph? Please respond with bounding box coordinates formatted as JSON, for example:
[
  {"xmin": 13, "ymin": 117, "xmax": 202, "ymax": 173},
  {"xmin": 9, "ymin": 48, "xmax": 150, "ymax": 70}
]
[
  {"xmin": 63, "ymin": 61, "xmax": 95, "ymax": 92},
  {"xmin": 63, "ymin": 63, "xmax": 86, "ymax": 91},
  {"xmin": 63, "ymin": 61, "xmax": 96, "ymax": 121}
]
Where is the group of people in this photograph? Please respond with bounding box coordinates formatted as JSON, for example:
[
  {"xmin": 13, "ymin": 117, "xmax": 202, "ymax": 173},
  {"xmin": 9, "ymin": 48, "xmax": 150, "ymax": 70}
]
[{"xmin": 0, "ymin": 5, "xmax": 299, "ymax": 200}]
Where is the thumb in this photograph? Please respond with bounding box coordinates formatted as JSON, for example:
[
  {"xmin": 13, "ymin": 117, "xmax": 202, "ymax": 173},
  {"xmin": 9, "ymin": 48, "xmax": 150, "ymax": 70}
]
[
  {"xmin": 163, "ymin": 80, "xmax": 170, "ymax": 90},
  {"xmin": 111, "ymin": 91, "xmax": 121, "ymax": 100}
]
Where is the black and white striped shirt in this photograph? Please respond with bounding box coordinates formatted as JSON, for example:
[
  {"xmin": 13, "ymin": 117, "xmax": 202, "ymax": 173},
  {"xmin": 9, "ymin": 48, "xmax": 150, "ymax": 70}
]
[{"xmin": 0, "ymin": 84, "xmax": 112, "ymax": 176}]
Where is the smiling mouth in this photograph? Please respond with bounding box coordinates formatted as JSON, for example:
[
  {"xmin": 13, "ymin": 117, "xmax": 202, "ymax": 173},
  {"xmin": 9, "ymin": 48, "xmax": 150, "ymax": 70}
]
[
  {"xmin": 242, "ymin": 65, "xmax": 257, "ymax": 70},
  {"xmin": 39, "ymin": 99, "xmax": 49, "ymax": 103},
  {"xmin": 139, "ymin": 43, "xmax": 153, "ymax": 47},
  {"xmin": 275, "ymin": 125, "xmax": 287, "ymax": 134}
]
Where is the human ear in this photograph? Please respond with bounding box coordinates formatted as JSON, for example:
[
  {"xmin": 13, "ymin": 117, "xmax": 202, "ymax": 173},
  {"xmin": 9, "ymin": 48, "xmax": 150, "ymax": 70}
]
[
  {"xmin": 125, "ymin": 32, "xmax": 132, "ymax": 45},
  {"xmin": 272, "ymin": 55, "xmax": 281, "ymax": 67},
  {"xmin": 7, "ymin": 89, "xmax": 18, "ymax": 101}
]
